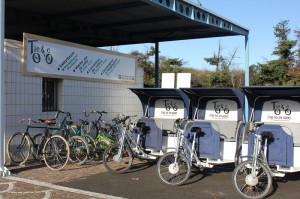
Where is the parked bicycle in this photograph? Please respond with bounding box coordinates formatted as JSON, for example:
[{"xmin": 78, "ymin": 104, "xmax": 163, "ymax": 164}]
[
  {"xmin": 232, "ymin": 121, "xmax": 273, "ymax": 199},
  {"xmin": 84, "ymin": 110, "xmax": 116, "ymax": 141},
  {"xmin": 103, "ymin": 114, "xmax": 158, "ymax": 174},
  {"xmin": 232, "ymin": 86, "xmax": 300, "ymax": 199},
  {"xmin": 83, "ymin": 111, "xmax": 115, "ymax": 153},
  {"xmin": 7, "ymin": 116, "xmax": 70, "ymax": 170},
  {"xmin": 55, "ymin": 111, "xmax": 90, "ymax": 165}
]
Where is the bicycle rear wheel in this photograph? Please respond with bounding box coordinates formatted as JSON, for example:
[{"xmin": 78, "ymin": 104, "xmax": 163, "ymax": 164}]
[
  {"xmin": 43, "ymin": 135, "xmax": 69, "ymax": 171},
  {"xmin": 7, "ymin": 132, "xmax": 31, "ymax": 164},
  {"xmin": 103, "ymin": 143, "xmax": 133, "ymax": 174},
  {"xmin": 68, "ymin": 135, "xmax": 89, "ymax": 165},
  {"xmin": 157, "ymin": 152, "xmax": 191, "ymax": 185},
  {"xmin": 232, "ymin": 160, "xmax": 272, "ymax": 199}
]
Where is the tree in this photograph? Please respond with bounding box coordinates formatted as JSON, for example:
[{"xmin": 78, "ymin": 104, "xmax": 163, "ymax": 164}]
[
  {"xmin": 273, "ymin": 20, "xmax": 297, "ymax": 66},
  {"xmin": 130, "ymin": 46, "xmax": 156, "ymax": 87},
  {"xmin": 204, "ymin": 42, "xmax": 239, "ymax": 87},
  {"xmin": 294, "ymin": 29, "xmax": 300, "ymax": 66},
  {"xmin": 160, "ymin": 57, "xmax": 184, "ymax": 73},
  {"xmin": 256, "ymin": 20, "xmax": 297, "ymax": 85}
]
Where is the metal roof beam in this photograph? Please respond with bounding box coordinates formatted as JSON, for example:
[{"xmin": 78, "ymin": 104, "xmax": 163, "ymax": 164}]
[
  {"xmin": 48, "ymin": 1, "xmax": 147, "ymax": 19},
  {"xmin": 130, "ymin": 25, "xmax": 208, "ymax": 36},
  {"xmin": 97, "ymin": 16, "xmax": 178, "ymax": 29},
  {"xmin": 143, "ymin": 0, "xmax": 249, "ymax": 36}
]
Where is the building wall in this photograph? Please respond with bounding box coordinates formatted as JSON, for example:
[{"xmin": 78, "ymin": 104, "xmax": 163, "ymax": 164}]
[{"xmin": 4, "ymin": 39, "xmax": 143, "ymax": 163}]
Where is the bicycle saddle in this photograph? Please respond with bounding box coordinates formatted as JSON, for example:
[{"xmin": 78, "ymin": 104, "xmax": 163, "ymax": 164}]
[
  {"xmin": 135, "ymin": 122, "xmax": 151, "ymax": 134},
  {"xmin": 261, "ymin": 131, "xmax": 274, "ymax": 142},
  {"xmin": 136, "ymin": 122, "xmax": 146, "ymax": 128},
  {"xmin": 66, "ymin": 121, "xmax": 73, "ymax": 125},
  {"xmin": 45, "ymin": 119, "xmax": 57, "ymax": 125},
  {"xmin": 191, "ymin": 127, "xmax": 202, "ymax": 135}
]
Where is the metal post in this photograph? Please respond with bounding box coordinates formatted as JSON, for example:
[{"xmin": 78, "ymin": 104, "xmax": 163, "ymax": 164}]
[
  {"xmin": 155, "ymin": 42, "xmax": 159, "ymax": 88},
  {"xmin": 245, "ymin": 35, "xmax": 249, "ymax": 86},
  {"xmin": 0, "ymin": 0, "xmax": 9, "ymax": 177},
  {"xmin": 244, "ymin": 35, "xmax": 249, "ymax": 122}
]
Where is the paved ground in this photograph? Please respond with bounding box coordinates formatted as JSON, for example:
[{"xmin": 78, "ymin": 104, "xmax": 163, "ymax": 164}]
[
  {"xmin": 2, "ymin": 160, "xmax": 300, "ymax": 199},
  {"xmin": 1, "ymin": 160, "xmax": 121, "ymax": 199}
]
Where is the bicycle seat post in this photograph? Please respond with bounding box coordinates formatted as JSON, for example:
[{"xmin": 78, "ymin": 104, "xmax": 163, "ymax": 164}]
[
  {"xmin": 263, "ymin": 137, "xmax": 268, "ymax": 159},
  {"xmin": 191, "ymin": 127, "xmax": 201, "ymax": 160}
]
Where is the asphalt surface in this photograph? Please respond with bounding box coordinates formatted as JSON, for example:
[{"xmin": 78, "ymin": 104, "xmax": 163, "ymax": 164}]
[
  {"xmin": 3, "ymin": 160, "xmax": 300, "ymax": 199},
  {"xmin": 57, "ymin": 162, "xmax": 300, "ymax": 199}
]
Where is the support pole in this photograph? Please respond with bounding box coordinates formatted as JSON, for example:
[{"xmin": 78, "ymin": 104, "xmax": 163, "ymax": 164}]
[
  {"xmin": 155, "ymin": 42, "xmax": 159, "ymax": 88},
  {"xmin": 244, "ymin": 35, "xmax": 249, "ymax": 122},
  {"xmin": 0, "ymin": 0, "xmax": 9, "ymax": 177}
]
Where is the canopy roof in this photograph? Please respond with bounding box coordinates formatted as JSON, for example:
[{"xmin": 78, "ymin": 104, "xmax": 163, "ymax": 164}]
[
  {"xmin": 129, "ymin": 88, "xmax": 190, "ymax": 117},
  {"xmin": 181, "ymin": 87, "xmax": 245, "ymax": 109},
  {"xmin": 6, "ymin": 0, "xmax": 249, "ymax": 46},
  {"xmin": 242, "ymin": 86, "xmax": 300, "ymax": 107}
]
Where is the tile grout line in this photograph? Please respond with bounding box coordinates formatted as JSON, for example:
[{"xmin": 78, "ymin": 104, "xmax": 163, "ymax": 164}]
[{"xmin": 5, "ymin": 176, "xmax": 127, "ymax": 199}]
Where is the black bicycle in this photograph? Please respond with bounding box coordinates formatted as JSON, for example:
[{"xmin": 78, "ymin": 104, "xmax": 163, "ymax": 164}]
[{"xmin": 7, "ymin": 116, "xmax": 70, "ymax": 170}]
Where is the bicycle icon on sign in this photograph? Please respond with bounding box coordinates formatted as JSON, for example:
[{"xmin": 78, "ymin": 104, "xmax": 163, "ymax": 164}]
[
  {"xmin": 213, "ymin": 101, "xmax": 229, "ymax": 114},
  {"xmin": 164, "ymin": 100, "xmax": 178, "ymax": 111},
  {"xmin": 271, "ymin": 101, "xmax": 291, "ymax": 115},
  {"xmin": 28, "ymin": 40, "xmax": 53, "ymax": 64}
]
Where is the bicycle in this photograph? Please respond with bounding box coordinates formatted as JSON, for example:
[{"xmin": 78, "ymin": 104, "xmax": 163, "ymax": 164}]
[
  {"xmin": 7, "ymin": 117, "xmax": 70, "ymax": 170},
  {"xmin": 157, "ymin": 118, "xmax": 197, "ymax": 185},
  {"xmin": 231, "ymin": 121, "xmax": 273, "ymax": 199},
  {"xmin": 54, "ymin": 111, "xmax": 90, "ymax": 165},
  {"xmin": 103, "ymin": 114, "xmax": 158, "ymax": 174},
  {"xmin": 83, "ymin": 111, "xmax": 115, "ymax": 153}
]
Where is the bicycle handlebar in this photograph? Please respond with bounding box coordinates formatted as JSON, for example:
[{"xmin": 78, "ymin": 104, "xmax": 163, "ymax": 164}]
[
  {"xmin": 83, "ymin": 110, "xmax": 107, "ymax": 117},
  {"xmin": 252, "ymin": 121, "xmax": 264, "ymax": 127},
  {"xmin": 55, "ymin": 110, "xmax": 72, "ymax": 120}
]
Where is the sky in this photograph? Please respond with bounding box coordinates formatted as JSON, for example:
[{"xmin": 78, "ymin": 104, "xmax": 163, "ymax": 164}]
[{"xmin": 104, "ymin": 0, "xmax": 299, "ymax": 70}]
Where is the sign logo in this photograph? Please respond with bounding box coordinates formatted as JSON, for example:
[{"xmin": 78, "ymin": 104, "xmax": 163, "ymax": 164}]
[{"xmin": 28, "ymin": 39, "xmax": 53, "ymax": 64}]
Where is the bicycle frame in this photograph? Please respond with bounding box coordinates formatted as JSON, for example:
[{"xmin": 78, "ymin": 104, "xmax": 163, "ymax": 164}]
[
  {"xmin": 115, "ymin": 116, "xmax": 158, "ymax": 160},
  {"xmin": 174, "ymin": 127, "xmax": 203, "ymax": 167}
]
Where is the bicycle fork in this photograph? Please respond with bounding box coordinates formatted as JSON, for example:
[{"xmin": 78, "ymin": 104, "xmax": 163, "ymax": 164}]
[
  {"xmin": 251, "ymin": 135, "xmax": 261, "ymax": 177},
  {"xmin": 115, "ymin": 127, "xmax": 126, "ymax": 162}
]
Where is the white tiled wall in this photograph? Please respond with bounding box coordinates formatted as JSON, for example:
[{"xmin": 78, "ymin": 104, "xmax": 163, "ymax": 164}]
[{"xmin": 4, "ymin": 39, "xmax": 144, "ymax": 163}]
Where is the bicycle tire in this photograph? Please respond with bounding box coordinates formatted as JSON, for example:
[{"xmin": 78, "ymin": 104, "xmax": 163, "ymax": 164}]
[
  {"xmin": 103, "ymin": 142, "xmax": 133, "ymax": 174},
  {"xmin": 232, "ymin": 160, "xmax": 272, "ymax": 199},
  {"xmin": 157, "ymin": 152, "xmax": 191, "ymax": 185},
  {"xmin": 32, "ymin": 133, "xmax": 44, "ymax": 160},
  {"xmin": 43, "ymin": 135, "xmax": 70, "ymax": 171},
  {"xmin": 82, "ymin": 134, "xmax": 97, "ymax": 162},
  {"xmin": 89, "ymin": 123, "xmax": 98, "ymax": 139},
  {"xmin": 96, "ymin": 138, "xmax": 112, "ymax": 151},
  {"xmin": 68, "ymin": 135, "xmax": 89, "ymax": 165},
  {"xmin": 7, "ymin": 132, "xmax": 31, "ymax": 164}
]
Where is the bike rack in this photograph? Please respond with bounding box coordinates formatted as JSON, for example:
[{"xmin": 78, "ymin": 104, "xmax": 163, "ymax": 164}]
[{"xmin": 0, "ymin": 166, "xmax": 11, "ymax": 177}]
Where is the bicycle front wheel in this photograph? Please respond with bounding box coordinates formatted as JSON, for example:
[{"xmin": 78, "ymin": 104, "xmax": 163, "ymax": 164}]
[
  {"xmin": 43, "ymin": 135, "xmax": 70, "ymax": 171},
  {"xmin": 82, "ymin": 134, "xmax": 97, "ymax": 162},
  {"xmin": 232, "ymin": 160, "xmax": 272, "ymax": 199},
  {"xmin": 103, "ymin": 143, "xmax": 133, "ymax": 174},
  {"xmin": 157, "ymin": 152, "xmax": 191, "ymax": 185},
  {"xmin": 7, "ymin": 132, "xmax": 31, "ymax": 164},
  {"xmin": 68, "ymin": 135, "xmax": 89, "ymax": 165}
]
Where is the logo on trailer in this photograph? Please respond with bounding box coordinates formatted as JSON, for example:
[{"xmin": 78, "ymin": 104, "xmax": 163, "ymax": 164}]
[
  {"xmin": 213, "ymin": 101, "xmax": 229, "ymax": 114},
  {"xmin": 271, "ymin": 101, "xmax": 291, "ymax": 115}
]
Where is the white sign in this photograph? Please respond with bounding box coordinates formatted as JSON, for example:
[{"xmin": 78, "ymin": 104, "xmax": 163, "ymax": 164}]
[
  {"xmin": 154, "ymin": 99, "xmax": 185, "ymax": 119},
  {"xmin": 161, "ymin": 73, "xmax": 175, "ymax": 88},
  {"xmin": 23, "ymin": 33, "xmax": 136, "ymax": 83},
  {"xmin": 261, "ymin": 99, "xmax": 300, "ymax": 123},
  {"xmin": 205, "ymin": 99, "xmax": 238, "ymax": 121},
  {"xmin": 176, "ymin": 73, "xmax": 191, "ymax": 88}
]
